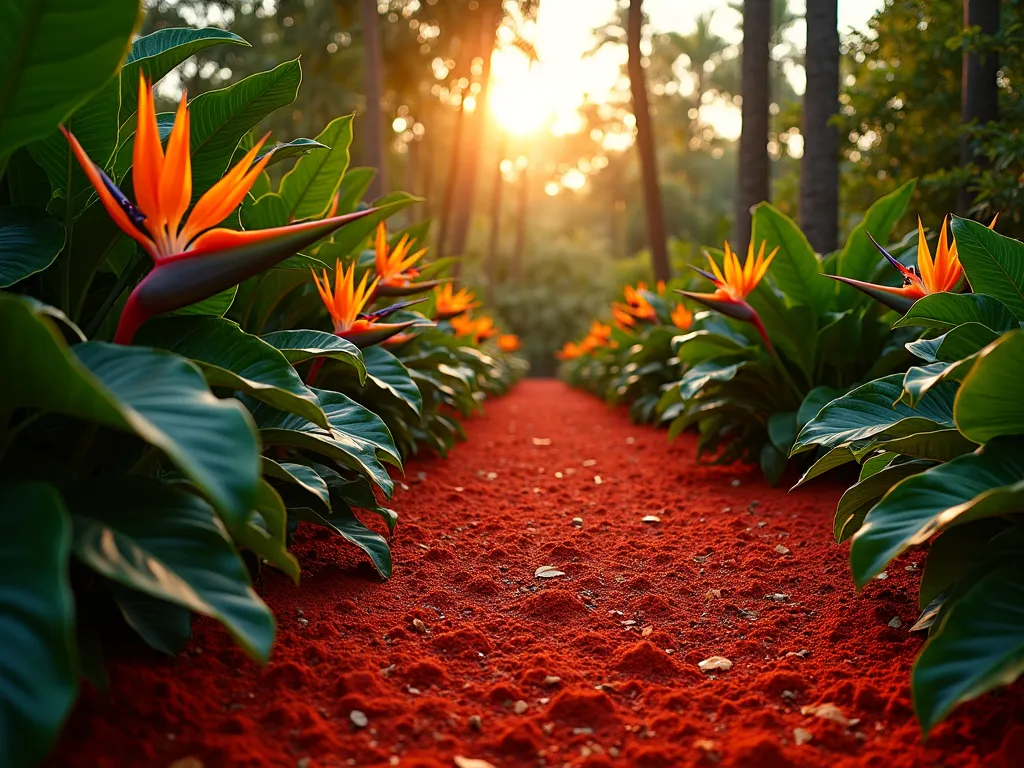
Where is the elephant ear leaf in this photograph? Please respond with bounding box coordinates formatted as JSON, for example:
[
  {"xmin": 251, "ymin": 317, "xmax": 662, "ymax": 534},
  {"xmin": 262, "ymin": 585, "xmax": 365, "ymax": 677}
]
[{"xmin": 0, "ymin": 482, "xmax": 77, "ymax": 768}]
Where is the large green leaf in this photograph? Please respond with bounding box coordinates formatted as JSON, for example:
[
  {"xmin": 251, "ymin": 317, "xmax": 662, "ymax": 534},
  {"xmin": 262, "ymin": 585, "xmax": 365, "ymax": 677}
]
[
  {"xmin": 314, "ymin": 192, "xmax": 421, "ymax": 261},
  {"xmin": 355, "ymin": 345, "xmax": 423, "ymax": 416},
  {"xmin": 111, "ymin": 586, "xmax": 192, "ymax": 656},
  {"xmin": 905, "ymin": 323, "xmax": 1002, "ymax": 364},
  {"xmin": 893, "ymin": 292, "xmax": 1019, "ymax": 333},
  {"xmin": 75, "ymin": 342, "xmax": 261, "ymax": 527},
  {"xmin": 178, "ymin": 60, "xmax": 301, "ymax": 201},
  {"xmin": 0, "ymin": 482, "xmax": 75, "ymax": 768},
  {"xmin": 252, "ymin": 389, "xmax": 399, "ymax": 497},
  {"xmin": 333, "ymin": 167, "xmax": 376, "ymax": 213},
  {"xmin": 134, "ymin": 315, "xmax": 328, "ymax": 428},
  {"xmin": 835, "ymin": 179, "xmax": 916, "ymax": 283},
  {"xmin": 306, "ymin": 465, "xmax": 392, "ymax": 578},
  {"xmin": 951, "ymin": 216, "xmax": 1024, "ymax": 319},
  {"xmin": 28, "ymin": 75, "xmax": 120, "ymax": 214},
  {"xmin": 120, "ymin": 27, "xmax": 250, "ymax": 124},
  {"xmin": 262, "ymin": 458, "xmax": 331, "ymax": 513},
  {"xmin": 174, "ymin": 286, "xmax": 237, "ymax": 318},
  {"xmin": 793, "ymin": 374, "xmax": 956, "ymax": 454},
  {"xmin": 918, "ymin": 520, "xmax": 1008, "ymax": 611},
  {"xmin": 70, "ymin": 479, "xmax": 275, "ymax": 662},
  {"xmin": 278, "ymin": 115, "xmax": 354, "ymax": 222},
  {"xmin": 0, "ymin": 295, "xmax": 260, "ymax": 526},
  {"xmin": 954, "ymin": 330, "xmax": 1024, "ymax": 443},
  {"xmin": 751, "ymin": 202, "xmax": 832, "ymax": 313},
  {"xmin": 0, "ymin": 206, "xmax": 65, "ymax": 287},
  {"xmin": 913, "ymin": 528, "xmax": 1024, "ymax": 732},
  {"xmin": 233, "ymin": 480, "xmax": 299, "ymax": 583},
  {"xmin": 870, "ymin": 429, "xmax": 977, "ymax": 462},
  {"xmin": 851, "ymin": 438, "xmax": 1024, "ymax": 587},
  {"xmin": 0, "ymin": 0, "xmax": 138, "ymax": 163},
  {"xmin": 833, "ymin": 459, "xmax": 931, "ymax": 543},
  {"xmin": 261, "ymin": 328, "xmax": 367, "ymax": 383}
]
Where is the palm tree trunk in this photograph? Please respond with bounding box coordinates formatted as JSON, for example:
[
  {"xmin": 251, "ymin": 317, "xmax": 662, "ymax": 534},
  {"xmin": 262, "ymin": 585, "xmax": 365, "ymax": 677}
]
[
  {"xmin": 732, "ymin": 0, "xmax": 772, "ymax": 254},
  {"xmin": 800, "ymin": 0, "xmax": 839, "ymax": 253},
  {"xmin": 627, "ymin": 0, "xmax": 670, "ymax": 283},
  {"xmin": 359, "ymin": 0, "xmax": 387, "ymax": 200},
  {"xmin": 959, "ymin": 0, "xmax": 1000, "ymax": 215}
]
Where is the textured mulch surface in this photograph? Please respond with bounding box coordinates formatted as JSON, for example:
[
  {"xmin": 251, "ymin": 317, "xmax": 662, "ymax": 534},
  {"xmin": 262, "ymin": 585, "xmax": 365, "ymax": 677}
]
[{"xmin": 53, "ymin": 379, "xmax": 1022, "ymax": 768}]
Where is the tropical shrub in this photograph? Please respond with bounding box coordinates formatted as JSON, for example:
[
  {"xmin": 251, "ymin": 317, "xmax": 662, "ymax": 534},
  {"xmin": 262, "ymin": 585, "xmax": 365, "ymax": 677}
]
[
  {"xmin": 791, "ymin": 217, "xmax": 1024, "ymax": 732},
  {"xmin": 0, "ymin": 10, "xmax": 523, "ymax": 766},
  {"xmin": 562, "ymin": 181, "xmax": 921, "ymax": 483}
]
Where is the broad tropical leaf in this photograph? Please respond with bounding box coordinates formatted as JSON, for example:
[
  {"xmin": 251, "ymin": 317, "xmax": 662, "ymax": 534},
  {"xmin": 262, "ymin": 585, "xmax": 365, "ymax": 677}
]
[
  {"xmin": 850, "ymin": 438, "xmax": 1024, "ymax": 586},
  {"xmin": 70, "ymin": 479, "xmax": 275, "ymax": 662},
  {"xmin": 951, "ymin": 216, "xmax": 1024, "ymax": 319},
  {"xmin": 0, "ymin": 0, "xmax": 138, "ymax": 162},
  {"xmin": 0, "ymin": 482, "xmax": 75, "ymax": 768},
  {"xmin": 0, "ymin": 207, "xmax": 65, "ymax": 288}
]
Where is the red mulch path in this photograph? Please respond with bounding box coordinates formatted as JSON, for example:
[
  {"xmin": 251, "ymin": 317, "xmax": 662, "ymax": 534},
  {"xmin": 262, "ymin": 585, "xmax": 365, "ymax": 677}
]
[{"xmin": 52, "ymin": 380, "xmax": 1023, "ymax": 768}]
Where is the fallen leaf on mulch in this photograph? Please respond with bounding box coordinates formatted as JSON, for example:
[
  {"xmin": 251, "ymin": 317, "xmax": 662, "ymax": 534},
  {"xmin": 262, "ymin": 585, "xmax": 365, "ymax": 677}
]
[
  {"xmin": 642, "ymin": 515, "xmax": 661, "ymax": 523},
  {"xmin": 801, "ymin": 702, "xmax": 860, "ymax": 727},
  {"xmin": 698, "ymin": 656, "xmax": 733, "ymax": 672},
  {"xmin": 535, "ymin": 565, "xmax": 566, "ymax": 578},
  {"xmin": 775, "ymin": 544, "xmax": 791, "ymax": 555},
  {"xmin": 793, "ymin": 727, "xmax": 813, "ymax": 745},
  {"xmin": 454, "ymin": 757, "xmax": 497, "ymax": 768}
]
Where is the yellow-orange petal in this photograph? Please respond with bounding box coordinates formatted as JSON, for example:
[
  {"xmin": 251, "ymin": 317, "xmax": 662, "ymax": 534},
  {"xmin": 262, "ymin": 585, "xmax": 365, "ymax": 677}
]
[
  {"xmin": 915, "ymin": 217, "xmax": 934, "ymax": 289},
  {"xmin": 183, "ymin": 134, "xmax": 271, "ymax": 240},
  {"xmin": 133, "ymin": 75, "xmax": 165, "ymax": 232},
  {"xmin": 160, "ymin": 93, "xmax": 192, "ymax": 238}
]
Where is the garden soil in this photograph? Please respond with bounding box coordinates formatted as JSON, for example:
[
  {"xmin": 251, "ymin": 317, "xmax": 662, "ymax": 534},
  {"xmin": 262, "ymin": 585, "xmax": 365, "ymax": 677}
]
[{"xmin": 52, "ymin": 380, "xmax": 1024, "ymax": 768}]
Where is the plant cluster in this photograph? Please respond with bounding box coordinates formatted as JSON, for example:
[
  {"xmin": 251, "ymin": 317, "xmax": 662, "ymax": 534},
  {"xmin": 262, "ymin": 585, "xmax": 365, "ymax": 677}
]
[
  {"xmin": 560, "ymin": 180, "xmax": 1024, "ymax": 729},
  {"xmin": 0, "ymin": 11, "xmax": 524, "ymax": 767},
  {"xmin": 562, "ymin": 182, "xmax": 920, "ymax": 483}
]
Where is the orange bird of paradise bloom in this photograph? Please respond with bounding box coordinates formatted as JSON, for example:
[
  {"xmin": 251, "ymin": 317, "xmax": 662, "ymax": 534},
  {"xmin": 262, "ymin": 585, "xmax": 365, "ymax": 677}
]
[
  {"xmin": 557, "ymin": 341, "xmax": 586, "ymax": 360},
  {"xmin": 372, "ymin": 223, "xmax": 448, "ymax": 297},
  {"xmin": 434, "ymin": 284, "xmax": 479, "ymax": 320},
  {"xmin": 827, "ymin": 215, "xmax": 997, "ymax": 313},
  {"xmin": 671, "ymin": 302, "xmax": 694, "ymax": 331},
  {"xmin": 450, "ymin": 314, "xmax": 496, "ymax": 343},
  {"xmin": 678, "ymin": 240, "xmax": 778, "ymax": 351},
  {"xmin": 63, "ymin": 75, "xmax": 378, "ymax": 344},
  {"xmin": 497, "ymin": 334, "xmax": 521, "ymax": 353},
  {"xmin": 311, "ymin": 261, "xmax": 417, "ymax": 347}
]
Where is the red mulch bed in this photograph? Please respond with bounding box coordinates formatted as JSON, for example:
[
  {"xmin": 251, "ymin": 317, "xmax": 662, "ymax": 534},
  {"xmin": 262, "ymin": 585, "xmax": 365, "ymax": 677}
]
[{"xmin": 52, "ymin": 380, "xmax": 1023, "ymax": 768}]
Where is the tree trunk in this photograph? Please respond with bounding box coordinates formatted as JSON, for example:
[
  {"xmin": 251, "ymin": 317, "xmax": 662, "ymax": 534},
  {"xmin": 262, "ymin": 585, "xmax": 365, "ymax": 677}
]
[
  {"xmin": 359, "ymin": 0, "xmax": 387, "ymax": 200},
  {"xmin": 627, "ymin": 0, "xmax": 670, "ymax": 283},
  {"xmin": 437, "ymin": 102, "xmax": 467, "ymax": 255},
  {"xmin": 486, "ymin": 133, "xmax": 508, "ymax": 301},
  {"xmin": 732, "ymin": 0, "xmax": 772, "ymax": 254},
  {"xmin": 959, "ymin": 0, "xmax": 1000, "ymax": 215},
  {"xmin": 800, "ymin": 0, "xmax": 839, "ymax": 253},
  {"xmin": 513, "ymin": 164, "xmax": 528, "ymax": 279},
  {"xmin": 449, "ymin": 0, "xmax": 501, "ymax": 256}
]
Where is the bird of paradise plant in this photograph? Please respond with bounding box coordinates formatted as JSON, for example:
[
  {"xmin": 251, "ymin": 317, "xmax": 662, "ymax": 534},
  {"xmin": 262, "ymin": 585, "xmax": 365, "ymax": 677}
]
[
  {"xmin": 63, "ymin": 75, "xmax": 377, "ymax": 344},
  {"xmin": 311, "ymin": 261, "xmax": 415, "ymax": 347},
  {"xmin": 434, "ymin": 284, "xmax": 479, "ymax": 320},
  {"xmin": 612, "ymin": 283, "xmax": 657, "ymax": 331},
  {"xmin": 678, "ymin": 241, "xmax": 777, "ymax": 351},
  {"xmin": 372, "ymin": 223, "xmax": 447, "ymax": 297},
  {"xmin": 827, "ymin": 215, "xmax": 998, "ymax": 313}
]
